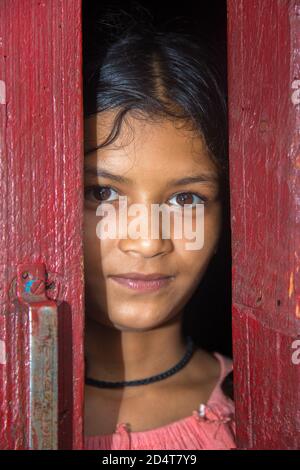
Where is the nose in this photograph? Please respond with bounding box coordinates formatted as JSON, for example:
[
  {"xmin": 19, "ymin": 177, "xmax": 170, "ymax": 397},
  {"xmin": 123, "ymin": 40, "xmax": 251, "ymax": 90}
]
[
  {"xmin": 117, "ymin": 204, "xmax": 174, "ymax": 258},
  {"xmin": 119, "ymin": 236, "xmax": 173, "ymax": 258}
]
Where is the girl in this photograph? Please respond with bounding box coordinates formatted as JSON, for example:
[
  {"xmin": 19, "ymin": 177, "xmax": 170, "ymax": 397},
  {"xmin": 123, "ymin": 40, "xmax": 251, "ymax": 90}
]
[{"xmin": 83, "ymin": 16, "xmax": 235, "ymax": 450}]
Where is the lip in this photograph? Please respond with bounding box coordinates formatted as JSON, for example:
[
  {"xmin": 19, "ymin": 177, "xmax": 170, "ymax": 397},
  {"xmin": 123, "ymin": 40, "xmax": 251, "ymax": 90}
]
[
  {"xmin": 108, "ymin": 273, "xmax": 175, "ymax": 292},
  {"xmin": 109, "ymin": 272, "xmax": 173, "ymax": 280}
]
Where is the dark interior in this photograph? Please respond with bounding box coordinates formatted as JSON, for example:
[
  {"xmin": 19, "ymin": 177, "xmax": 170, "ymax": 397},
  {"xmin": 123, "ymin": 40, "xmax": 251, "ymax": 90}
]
[{"xmin": 82, "ymin": 0, "xmax": 232, "ymax": 357}]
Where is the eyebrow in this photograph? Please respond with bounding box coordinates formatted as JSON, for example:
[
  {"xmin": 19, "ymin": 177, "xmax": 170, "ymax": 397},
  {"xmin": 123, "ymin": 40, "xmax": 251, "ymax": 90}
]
[{"xmin": 84, "ymin": 167, "xmax": 219, "ymax": 186}]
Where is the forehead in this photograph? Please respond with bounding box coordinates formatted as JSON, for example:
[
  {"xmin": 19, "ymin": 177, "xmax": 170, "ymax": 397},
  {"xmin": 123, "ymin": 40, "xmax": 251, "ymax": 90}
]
[{"xmin": 84, "ymin": 110, "xmax": 216, "ymax": 173}]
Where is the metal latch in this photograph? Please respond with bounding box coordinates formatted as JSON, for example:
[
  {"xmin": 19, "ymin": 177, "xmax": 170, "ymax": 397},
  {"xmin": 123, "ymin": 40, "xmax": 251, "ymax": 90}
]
[{"xmin": 16, "ymin": 262, "xmax": 58, "ymax": 450}]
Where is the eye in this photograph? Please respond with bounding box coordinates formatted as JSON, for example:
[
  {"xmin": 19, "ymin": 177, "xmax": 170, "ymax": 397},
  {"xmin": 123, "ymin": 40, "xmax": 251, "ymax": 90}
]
[
  {"xmin": 84, "ymin": 185, "xmax": 119, "ymax": 203},
  {"xmin": 168, "ymin": 192, "xmax": 207, "ymax": 208}
]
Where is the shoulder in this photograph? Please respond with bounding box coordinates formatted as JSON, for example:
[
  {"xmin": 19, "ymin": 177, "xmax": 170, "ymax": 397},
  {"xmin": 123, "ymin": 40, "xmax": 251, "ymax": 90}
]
[
  {"xmin": 221, "ymin": 369, "xmax": 234, "ymax": 401},
  {"xmin": 197, "ymin": 349, "xmax": 234, "ymax": 403},
  {"xmin": 177, "ymin": 347, "xmax": 235, "ymax": 403},
  {"xmin": 188, "ymin": 347, "xmax": 221, "ymax": 385},
  {"xmin": 216, "ymin": 352, "xmax": 234, "ymax": 401}
]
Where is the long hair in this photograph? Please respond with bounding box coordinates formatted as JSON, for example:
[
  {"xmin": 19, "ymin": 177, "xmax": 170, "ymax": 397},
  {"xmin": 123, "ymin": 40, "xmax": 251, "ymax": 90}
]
[{"xmin": 83, "ymin": 25, "xmax": 228, "ymax": 182}]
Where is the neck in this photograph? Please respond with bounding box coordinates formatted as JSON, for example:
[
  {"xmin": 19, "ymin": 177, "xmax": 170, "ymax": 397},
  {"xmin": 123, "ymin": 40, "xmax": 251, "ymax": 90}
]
[{"xmin": 84, "ymin": 314, "xmax": 187, "ymax": 388}]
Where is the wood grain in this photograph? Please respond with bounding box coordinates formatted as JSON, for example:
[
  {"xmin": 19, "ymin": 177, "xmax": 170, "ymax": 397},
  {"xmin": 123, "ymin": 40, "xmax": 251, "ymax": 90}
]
[
  {"xmin": 227, "ymin": 0, "xmax": 300, "ymax": 449},
  {"xmin": 0, "ymin": 0, "xmax": 84, "ymax": 449}
]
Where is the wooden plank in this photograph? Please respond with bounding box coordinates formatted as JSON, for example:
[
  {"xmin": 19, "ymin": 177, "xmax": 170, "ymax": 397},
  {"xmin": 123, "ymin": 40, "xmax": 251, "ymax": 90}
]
[
  {"xmin": 0, "ymin": 0, "xmax": 84, "ymax": 449},
  {"xmin": 227, "ymin": 0, "xmax": 300, "ymax": 449}
]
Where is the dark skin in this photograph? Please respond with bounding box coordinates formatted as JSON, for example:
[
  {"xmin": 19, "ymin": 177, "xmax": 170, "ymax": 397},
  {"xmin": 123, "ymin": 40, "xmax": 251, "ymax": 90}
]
[{"xmin": 84, "ymin": 110, "xmax": 222, "ymax": 435}]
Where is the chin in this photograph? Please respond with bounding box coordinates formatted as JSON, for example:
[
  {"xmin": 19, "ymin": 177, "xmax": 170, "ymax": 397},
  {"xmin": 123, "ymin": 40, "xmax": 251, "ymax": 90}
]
[
  {"xmin": 111, "ymin": 323, "xmax": 153, "ymax": 332},
  {"xmin": 105, "ymin": 311, "xmax": 167, "ymax": 332}
]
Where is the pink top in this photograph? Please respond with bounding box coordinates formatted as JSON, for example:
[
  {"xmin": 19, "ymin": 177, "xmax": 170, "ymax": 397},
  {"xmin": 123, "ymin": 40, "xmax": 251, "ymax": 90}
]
[{"xmin": 84, "ymin": 351, "xmax": 236, "ymax": 450}]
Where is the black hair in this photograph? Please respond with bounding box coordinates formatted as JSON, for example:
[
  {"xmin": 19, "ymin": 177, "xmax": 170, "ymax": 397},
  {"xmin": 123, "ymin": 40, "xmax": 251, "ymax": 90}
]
[{"xmin": 83, "ymin": 22, "xmax": 228, "ymax": 187}]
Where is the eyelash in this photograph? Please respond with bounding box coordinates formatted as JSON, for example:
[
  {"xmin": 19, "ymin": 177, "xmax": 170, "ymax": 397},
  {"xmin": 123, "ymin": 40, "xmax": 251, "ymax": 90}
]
[{"xmin": 84, "ymin": 184, "xmax": 208, "ymax": 207}]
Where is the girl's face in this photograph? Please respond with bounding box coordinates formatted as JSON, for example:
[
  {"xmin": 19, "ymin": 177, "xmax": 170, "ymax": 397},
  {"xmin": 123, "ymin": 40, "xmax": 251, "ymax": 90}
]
[{"xmin": 84, "ymin": 110, "xmax": 222, "ymax": 331}]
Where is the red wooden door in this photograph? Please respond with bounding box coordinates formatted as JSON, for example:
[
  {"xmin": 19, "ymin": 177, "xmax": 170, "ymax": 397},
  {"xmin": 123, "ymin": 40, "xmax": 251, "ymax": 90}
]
[
  {"xmin": 227, "ymin": 0, "xmax": 300, "ymax": 450},
  {"xmin": 1, "ymin": 0, "xmax": 299, "ymax": 451},
  {"xmin": 0, "ymin": 0, "xmax": 84, "ymax": 450}
]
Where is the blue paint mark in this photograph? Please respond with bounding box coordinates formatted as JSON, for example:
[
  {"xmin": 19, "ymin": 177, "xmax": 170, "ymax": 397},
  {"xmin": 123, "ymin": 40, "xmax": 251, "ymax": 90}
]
[{"xmin": 24, "ymin": 279, "xmax": 36, "ymax": 293}]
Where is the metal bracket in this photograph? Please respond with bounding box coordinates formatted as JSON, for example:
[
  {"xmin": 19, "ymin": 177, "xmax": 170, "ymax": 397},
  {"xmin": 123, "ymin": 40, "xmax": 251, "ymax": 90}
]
[{"xmin": 16, "ymin": 262, "xmax": 58, "ymax": 450}]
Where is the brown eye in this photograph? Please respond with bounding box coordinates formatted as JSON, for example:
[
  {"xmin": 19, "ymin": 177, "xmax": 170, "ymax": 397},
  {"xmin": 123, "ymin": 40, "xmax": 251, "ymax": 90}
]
[
  {"xmin": 169, "ymin": 192, "xmax": 207, "ymax": 208},
  {"xmin": 176, "ymin": 193, "xmax": 194, "ymax": 206},
  {"xmin": 84, "ymin": 185, "xmax": 119, "ymax": 203}
]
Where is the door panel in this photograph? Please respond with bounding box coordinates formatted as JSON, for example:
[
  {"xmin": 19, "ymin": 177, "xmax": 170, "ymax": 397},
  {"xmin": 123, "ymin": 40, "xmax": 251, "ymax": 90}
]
[
  {"xmin": 227, "ymin": 0, "xmax": 300, "ymax": 449},
  {"xmin": 0, "ymin": 0, "xmax": 84, "ymax": 450}
]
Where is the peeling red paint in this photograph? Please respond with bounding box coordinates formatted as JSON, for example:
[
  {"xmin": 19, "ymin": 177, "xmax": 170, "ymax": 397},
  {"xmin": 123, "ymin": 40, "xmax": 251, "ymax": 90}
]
[
  {"xmin": 228, "ymin": 0, "xmax": 300, "ymax": 449},
  {"xmin": 0, "ymin": 0, "xmax": 84, "ymax": 450}
]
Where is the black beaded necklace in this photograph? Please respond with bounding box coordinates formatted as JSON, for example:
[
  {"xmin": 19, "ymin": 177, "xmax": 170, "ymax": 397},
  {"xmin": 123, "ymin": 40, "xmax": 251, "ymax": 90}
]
[{"xmin": 85, "ymin": 336, "xmax": 195, "ymax": 388}]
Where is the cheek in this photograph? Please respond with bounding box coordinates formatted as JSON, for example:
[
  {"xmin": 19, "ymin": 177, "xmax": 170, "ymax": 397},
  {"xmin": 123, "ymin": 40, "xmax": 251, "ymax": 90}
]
[
  {"xmin": 172, "ymin": 211, "xmax": 220, "ymax": 275},
  {"xmin": 175, "ymin": 208, "xmax": 220, "ymax": 248},
  {"xmin": 83, "ymin": 212, "xmax": 97, "ymax": 261},
  {"xmin": 83, "ymin": 211, "xmax": 114, "ymax": 272},
  {"xmin": 174, "ymin": 239, "xmax": 207, "ymax": 276}
]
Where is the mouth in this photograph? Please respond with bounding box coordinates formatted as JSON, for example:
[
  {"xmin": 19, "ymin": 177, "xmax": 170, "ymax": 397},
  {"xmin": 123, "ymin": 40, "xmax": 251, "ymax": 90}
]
[{"xmin": 108, "ymin": 273, "xmax": 175, "ymax": 293}]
